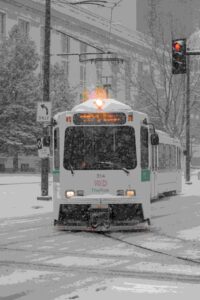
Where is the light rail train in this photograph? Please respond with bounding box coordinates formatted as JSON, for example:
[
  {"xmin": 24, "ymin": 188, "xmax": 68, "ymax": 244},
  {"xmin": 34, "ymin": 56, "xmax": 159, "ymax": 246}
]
[{"xmin": 52, "ymin": 98, "xmax": 182, "ymax": 231}]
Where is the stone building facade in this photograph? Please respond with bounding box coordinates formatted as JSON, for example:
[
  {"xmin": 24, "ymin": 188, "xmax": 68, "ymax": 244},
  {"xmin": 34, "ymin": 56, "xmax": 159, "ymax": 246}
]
[{"xmin": 0, "ymin": 0, "xmax": 150, "ymax": 106}]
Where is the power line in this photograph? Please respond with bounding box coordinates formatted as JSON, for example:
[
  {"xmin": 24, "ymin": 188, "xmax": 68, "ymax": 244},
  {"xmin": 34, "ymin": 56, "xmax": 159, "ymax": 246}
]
[{"xmin": 107, "ymin": 0, "xmax": 123, "ymax": 50}]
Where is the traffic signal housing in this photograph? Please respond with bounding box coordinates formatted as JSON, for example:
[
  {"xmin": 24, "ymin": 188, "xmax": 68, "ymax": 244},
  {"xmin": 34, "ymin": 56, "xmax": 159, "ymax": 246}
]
[
  {"xmin": 172, "ymin": 39, "xmax": 186, "ymax": 74},
  {"xmin": 43, "ymin": 136, "xmax": 50, "ymax": 147}
]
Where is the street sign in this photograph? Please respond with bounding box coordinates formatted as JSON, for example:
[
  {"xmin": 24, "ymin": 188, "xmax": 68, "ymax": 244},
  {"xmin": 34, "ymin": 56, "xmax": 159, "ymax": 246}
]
[
  {"xmin": 37, "ymin": 102, "xmax": 52, "ymax": 122},
  {"xmin": 37, "ymin": 138, "xmax": 43, "ymax": 149},
  {"xmin": 38, "ymin": 146, "xmax": 50, "ymax": 158}
]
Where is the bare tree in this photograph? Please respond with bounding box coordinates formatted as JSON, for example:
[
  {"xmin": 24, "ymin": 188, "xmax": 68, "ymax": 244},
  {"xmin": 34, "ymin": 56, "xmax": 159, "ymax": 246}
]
[{"xmin": 130, "ymin": 0, "xmax": 200, "ymax": 141}]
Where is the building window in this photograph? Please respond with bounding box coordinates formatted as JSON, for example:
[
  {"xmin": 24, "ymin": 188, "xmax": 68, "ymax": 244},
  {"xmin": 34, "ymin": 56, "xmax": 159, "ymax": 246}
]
[
  {"xmin": 18, "ymin": 19, "xmax": 30, "ymax": 36},
  {"xmin": 125, "ymin": 59, "xmax": 131, "ymax": 101},
  {"xmin": 61, "ymin": 33, "xmax": 70, "ymax": 79},
  {"xmin": 61, "ymin": 33, "xmax": 70, "ymax": 53},
  {"xmin": 96, "ymin": 52, "xmax": 103, "ymax": 85},
  {"xmin": 0, "ymin": 12, "xmax": 6, "ymax": 36},
  {"xmin": 80, "ymin": 43, "xmax": 87, "ymax": 90},
  {"xmin": 40, "ymin": 26, "xmax": 45, "ymax": 53}
]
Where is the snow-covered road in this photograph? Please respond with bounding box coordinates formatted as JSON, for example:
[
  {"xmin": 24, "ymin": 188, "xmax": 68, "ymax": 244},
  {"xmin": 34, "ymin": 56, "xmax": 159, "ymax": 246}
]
[{"xmin": 1, "ymin": 171, "xmax": 200, "ymax": 299}]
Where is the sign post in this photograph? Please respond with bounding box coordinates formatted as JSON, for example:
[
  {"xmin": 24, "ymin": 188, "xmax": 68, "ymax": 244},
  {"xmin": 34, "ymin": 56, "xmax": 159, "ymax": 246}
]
[
  {"xmin": 37, "ymin": 0, "xmax": 52, "ymax": 201},
  {"xmin": 37, "ymin": 102, "xmax": 52, "ymax": 123}
]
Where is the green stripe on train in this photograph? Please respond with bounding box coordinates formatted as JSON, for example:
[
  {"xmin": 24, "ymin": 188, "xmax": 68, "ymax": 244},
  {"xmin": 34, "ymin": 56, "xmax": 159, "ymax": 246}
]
[
  {"xmin": 52, "ymin": 169, "xmax": 60, "ymax": 174},
  {"xmin": 141, "ymin": 169, "xmax": 150, "ymax": 182}
]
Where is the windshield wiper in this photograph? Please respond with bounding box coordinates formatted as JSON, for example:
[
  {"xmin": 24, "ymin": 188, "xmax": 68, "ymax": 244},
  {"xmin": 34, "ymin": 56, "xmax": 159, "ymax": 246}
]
[
  {"xmin": 94, "ymin": 161, "xmax": 130, "ymax": 175},
  {"xmin": 69, "ymin": 163, "xmax": 74, "ymax": 175}
]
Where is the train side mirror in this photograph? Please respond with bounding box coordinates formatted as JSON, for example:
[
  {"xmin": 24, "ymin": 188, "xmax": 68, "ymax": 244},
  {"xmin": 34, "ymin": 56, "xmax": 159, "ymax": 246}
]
[{"xmin": 151, "ymin": 133, "xmax": 159, "ymax": 145}]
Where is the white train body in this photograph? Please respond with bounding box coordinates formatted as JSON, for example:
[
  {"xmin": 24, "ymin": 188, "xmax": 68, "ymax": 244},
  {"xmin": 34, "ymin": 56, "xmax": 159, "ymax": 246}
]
[
  {"xmin": 150, "ymin": 130, "xmax": 182, "ymax": 199},
  {"xmin": 52, "ymin": 98, "xmax": 182, "ymax": 231}
]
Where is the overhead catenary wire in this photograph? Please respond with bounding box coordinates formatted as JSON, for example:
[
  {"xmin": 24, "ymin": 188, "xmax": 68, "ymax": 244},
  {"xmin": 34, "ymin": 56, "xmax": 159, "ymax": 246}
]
[
  {"xmin": 107, "ymin": 0, "xmax": 123, "ymax": 50},
  {"xmin": 50, "ymin": 0, "xmax": 125, "ymax": 61}
]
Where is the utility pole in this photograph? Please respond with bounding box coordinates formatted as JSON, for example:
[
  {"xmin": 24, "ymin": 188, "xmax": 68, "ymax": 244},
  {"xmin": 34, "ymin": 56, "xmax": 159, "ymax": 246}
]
[
  {"xmin": 172, "ymin": 38, "xmax": 200, "ymax": 183},
  {"xmin": 185, "ymin": 50, "xmax": 200, "ymax": 183},
  {"xmin": 38, "ymin": 0, "xmax": 52, "ymax": 200},
  {"xmin": 185, "ymin": 54, "xmax": 191, "ymax": 183}
]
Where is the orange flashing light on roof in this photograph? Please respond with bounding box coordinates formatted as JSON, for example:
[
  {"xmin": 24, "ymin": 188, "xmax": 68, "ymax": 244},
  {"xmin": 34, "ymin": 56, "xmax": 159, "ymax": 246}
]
[
  {"xmin": 90, "ymin": 87, "xmax": 108, "ymax": 99},
  {"xmin": 80, "ymin": 87, "xmax": 108, "ymax": 103},
  {"xmin": 94, "ymin": 99, "xmax": 104, "ymax": 110}
]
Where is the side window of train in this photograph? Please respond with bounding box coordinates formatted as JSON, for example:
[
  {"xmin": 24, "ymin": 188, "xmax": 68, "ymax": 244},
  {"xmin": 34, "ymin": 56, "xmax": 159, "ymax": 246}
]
[
  {"xmin": 158, "ymin": 143, "xmax": 165, "ymax": 169},
  {"xmin": 151, "ymin": 145, "xmax": 158, "ymax": 171},
  {"xmin": 165, "ymin": 144, "xmax": 170, "ymax": 168},
  {"xmin": 155, "ymin": 146, "xmax": 158, "ymax": 170},
  {"xmin": 178, "ymin": 148, "xmax": 181, "ymax": 169},
  {"xmin": 140, "ymin": 126, "xmax": 149, "ymax": 169},
  {"xmin": 171, "ymin": 145, "xmax": 176, "ymax": 169},
  {"xmin": 177, "ymin": 147, "xmax": 179, "ymax": 168},
  {"xmin": 151, "ymin": 145, "xmax": 155, "ymax": 171},
  {"xmin": 54, "ymin": 128, "xmax": 60, "ymax": 169}
]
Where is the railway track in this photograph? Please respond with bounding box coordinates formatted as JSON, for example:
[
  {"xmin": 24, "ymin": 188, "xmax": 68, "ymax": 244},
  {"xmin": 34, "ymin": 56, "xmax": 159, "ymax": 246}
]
[
  {"xmin": 101, "ymin": 231, "xmax": 200, "ymax": 265},
  {"xmin": 1, "ymin": 229, "xmax": 200, "ymax": 282},
  {"xmin": 0, "ymin": 258, "xmax": 200, "ymax": 284},
  {"xmin": 1, "ymin": 215, "xmax": 200, "ymax": 265}
]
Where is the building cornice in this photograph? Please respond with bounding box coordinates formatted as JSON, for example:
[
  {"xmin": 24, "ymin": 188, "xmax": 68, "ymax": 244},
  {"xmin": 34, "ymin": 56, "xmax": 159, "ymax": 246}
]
[{"xmin": 1, "ymin": 0, "xmax": 150, "ymax": 55}]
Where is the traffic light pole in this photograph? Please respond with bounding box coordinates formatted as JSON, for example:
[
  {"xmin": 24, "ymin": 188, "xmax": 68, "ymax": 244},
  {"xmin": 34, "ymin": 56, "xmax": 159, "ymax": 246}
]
[
  {"xmin": 185, "ymin": 50, "xmax": 200, "ymax": 183},
  {"xmin": 38, "ymin": 0, "xmax": 52, "ymax": 200},
  {"xmin": 185, "ymin": 54, "xmax": 191, "ymax": 183},
  {"xmin": 172, "ymin": 38, "xmax": 200, "ymax": 183}
]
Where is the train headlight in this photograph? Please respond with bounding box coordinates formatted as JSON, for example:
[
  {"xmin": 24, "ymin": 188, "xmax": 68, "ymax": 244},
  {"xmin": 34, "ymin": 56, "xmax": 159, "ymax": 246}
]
[
  {"xmin": 65, "ymin": 190, "xmax": 75, "ymax": 198},
  {"xmin": 126, "ymin": 190, "xmax": 136, "ymax": 197}
]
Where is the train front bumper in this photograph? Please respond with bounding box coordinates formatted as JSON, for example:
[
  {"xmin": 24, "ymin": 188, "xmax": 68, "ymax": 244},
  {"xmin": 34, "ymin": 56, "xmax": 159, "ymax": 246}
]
[{"xmin": 54, "ymin": 196, "xmax": 149, "ymax": 231}]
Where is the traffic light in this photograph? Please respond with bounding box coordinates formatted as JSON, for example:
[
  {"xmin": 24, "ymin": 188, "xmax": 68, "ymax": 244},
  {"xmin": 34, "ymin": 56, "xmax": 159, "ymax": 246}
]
[
  {"xmin": 43, "ymin": 136, "xmax": 50, "ymax": 147},
  {"xmin": 172, "ymin": 39, "xmax": 186, "ymax": 74}
]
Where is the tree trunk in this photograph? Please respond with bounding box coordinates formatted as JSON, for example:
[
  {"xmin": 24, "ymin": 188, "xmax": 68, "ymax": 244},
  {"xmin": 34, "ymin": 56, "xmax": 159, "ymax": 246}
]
[{"xmin": 13, "ymin": 152, "xmax": 18, "ymax": 172}]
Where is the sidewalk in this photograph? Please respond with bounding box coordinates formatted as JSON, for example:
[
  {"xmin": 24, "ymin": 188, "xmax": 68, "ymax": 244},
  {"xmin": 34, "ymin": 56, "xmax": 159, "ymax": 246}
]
[
  {"xmin": 0, "ymin": 173, "xmax": 52, "ymax": 184},
  {"xmin": 0, "ymin": 174, "xmax": 53, "ymax": 219}
]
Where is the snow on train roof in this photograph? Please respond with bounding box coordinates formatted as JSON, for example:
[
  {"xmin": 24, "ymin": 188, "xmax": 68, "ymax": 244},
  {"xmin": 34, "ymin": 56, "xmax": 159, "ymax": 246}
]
[
  {"xmin": 71, "ymin": 99, "xmax": 132, "ymax": 113},
  {"xmin": 156, "ymin": 129, "xmax": 181, "ymax": 145},
  {"xmin": 54, "ymin": 99, "xmax": 148, "ymax": 121}
]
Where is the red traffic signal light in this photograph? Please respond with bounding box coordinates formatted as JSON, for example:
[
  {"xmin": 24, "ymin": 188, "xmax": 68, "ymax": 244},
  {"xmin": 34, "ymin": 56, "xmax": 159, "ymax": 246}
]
[
  {"xmin": 172, "ymin": 39, "xmax": 186, "ymax": 74},
  {"xmin": 173, "ymin": 42, "xmax": 182, "ymax": 52}
]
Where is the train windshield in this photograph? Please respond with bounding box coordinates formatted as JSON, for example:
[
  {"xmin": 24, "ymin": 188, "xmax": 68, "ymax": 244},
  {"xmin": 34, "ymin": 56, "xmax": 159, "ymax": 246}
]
[{"xmin": 63, "ymin": 126, "xmax": 137, "ymax": 170}]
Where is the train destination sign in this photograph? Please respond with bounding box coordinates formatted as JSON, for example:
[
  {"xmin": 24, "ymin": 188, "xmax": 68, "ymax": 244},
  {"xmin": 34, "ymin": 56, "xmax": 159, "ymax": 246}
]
[{"xmin": 73, "ymin": 112, "xmax": 126, "ymax": 125}]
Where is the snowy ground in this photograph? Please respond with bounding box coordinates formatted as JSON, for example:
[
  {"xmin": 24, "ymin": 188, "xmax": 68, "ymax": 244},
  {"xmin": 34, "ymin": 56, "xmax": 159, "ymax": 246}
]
[
  {"xmin": 0, "ymin": 174, "xmax": 53, "ymax": 219},
  {"xmin": 182, "ymin": 169, "xmax": 200, "ymax": 197},
  {"xmin": 1, "ymin": 171, "xmax": 200, "ymax": 299},
  {"xmin": 0, "ymin": 170, "xmax": 200, "ymax": 220}
]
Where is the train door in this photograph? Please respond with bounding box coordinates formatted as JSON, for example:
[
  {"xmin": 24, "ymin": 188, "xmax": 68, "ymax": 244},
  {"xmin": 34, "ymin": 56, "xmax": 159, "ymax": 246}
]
[{"xmin": 151, "ymin": 145, "xmax": 158, "ymax": 199}]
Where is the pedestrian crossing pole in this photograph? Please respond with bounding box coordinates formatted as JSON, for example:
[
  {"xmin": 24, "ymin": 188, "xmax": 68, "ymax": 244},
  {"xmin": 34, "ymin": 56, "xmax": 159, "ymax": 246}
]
[{"xmin": 38, "ymin": 0, "xmax": 52, "ymax": 200}]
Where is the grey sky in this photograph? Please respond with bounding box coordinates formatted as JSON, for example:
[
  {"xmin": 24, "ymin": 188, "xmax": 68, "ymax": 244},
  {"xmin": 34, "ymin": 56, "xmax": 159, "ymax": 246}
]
[{"xmin": 86, "ymin": 0, "xmax": 137, "ymax": 31}]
